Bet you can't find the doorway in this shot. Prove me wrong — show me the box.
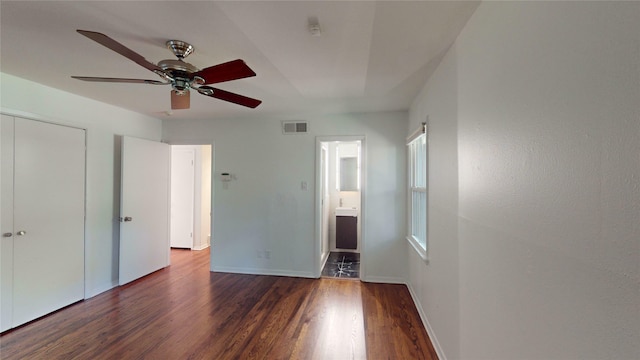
[315,137,365,279]
[170,145,212,253]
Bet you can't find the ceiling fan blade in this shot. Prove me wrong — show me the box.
[171,90,190,110]
[72,76,167,85]
[77,30,162,73]
[193,59,256,85]
[199,86,262,108]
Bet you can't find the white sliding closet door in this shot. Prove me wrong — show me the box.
[119,136,170,285]
[12,117,86,326]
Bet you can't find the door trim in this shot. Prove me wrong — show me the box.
[164,140,214,270]
[314,135,366,279]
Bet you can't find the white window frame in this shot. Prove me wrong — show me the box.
[407,124,427,261]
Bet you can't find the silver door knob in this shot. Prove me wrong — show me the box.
[2,232,12,238]
[124,217,133,222]
[16,230,26,236]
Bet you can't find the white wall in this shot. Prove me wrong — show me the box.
[408,2,639,359]
[1,73,162,298]
[162,111,407,282]
[407,38,461,359]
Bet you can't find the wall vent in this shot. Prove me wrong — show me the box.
[282,121,308,134]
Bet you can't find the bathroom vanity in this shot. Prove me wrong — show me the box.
[336,207,357,250]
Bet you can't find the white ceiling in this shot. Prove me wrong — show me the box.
[0,1,479,120]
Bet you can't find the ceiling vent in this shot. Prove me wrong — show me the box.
[282,121,308,134]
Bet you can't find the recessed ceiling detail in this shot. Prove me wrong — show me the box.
[0,1,480,120]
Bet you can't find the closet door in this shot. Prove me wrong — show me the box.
[12,118,85,326]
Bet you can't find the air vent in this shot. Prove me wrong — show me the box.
[282,121,308,134]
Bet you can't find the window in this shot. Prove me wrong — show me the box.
[407,125,427,259]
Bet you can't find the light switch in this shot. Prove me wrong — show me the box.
[301,181,308,191]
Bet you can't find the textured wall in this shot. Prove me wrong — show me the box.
[408,1,639,359]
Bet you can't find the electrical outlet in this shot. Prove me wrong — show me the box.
[264,250,271,260]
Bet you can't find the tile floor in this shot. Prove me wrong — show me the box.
[321,251,360,279]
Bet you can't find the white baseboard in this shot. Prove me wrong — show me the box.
[193,243,210,251]
[361,275,406,284]
[320,251,330,274]
[405,282,447,360]
[85,281,117,299]
[211,265,316,279]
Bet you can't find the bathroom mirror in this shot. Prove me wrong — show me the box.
[340,157,358,191]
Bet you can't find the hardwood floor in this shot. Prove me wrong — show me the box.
[0,248,437,359]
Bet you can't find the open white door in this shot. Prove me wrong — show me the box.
[170,146,195,249]
[119,136,170,286]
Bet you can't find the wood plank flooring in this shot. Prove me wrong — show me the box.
[0,248,437,359]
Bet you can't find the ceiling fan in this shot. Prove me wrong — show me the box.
[72,30,261,110]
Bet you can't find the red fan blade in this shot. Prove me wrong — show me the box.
[171,90,190,110]
[199,86,261,108]
[72,76,167,85]
[77,30,162,73]
[193,59,256,85]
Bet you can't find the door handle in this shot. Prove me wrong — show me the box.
[124,217,133,222]
[16,230,26,236]
[2,232,12,238]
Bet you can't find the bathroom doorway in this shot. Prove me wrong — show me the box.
[315,137,364,279]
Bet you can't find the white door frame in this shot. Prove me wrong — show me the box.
[166,140,214,267]
[314,135,366,278]
[320,144,329,269]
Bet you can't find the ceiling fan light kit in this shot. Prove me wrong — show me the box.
[72,30,261,110]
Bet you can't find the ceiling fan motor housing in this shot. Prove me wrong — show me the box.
[158,59,199,94]
[173,79,190,94]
